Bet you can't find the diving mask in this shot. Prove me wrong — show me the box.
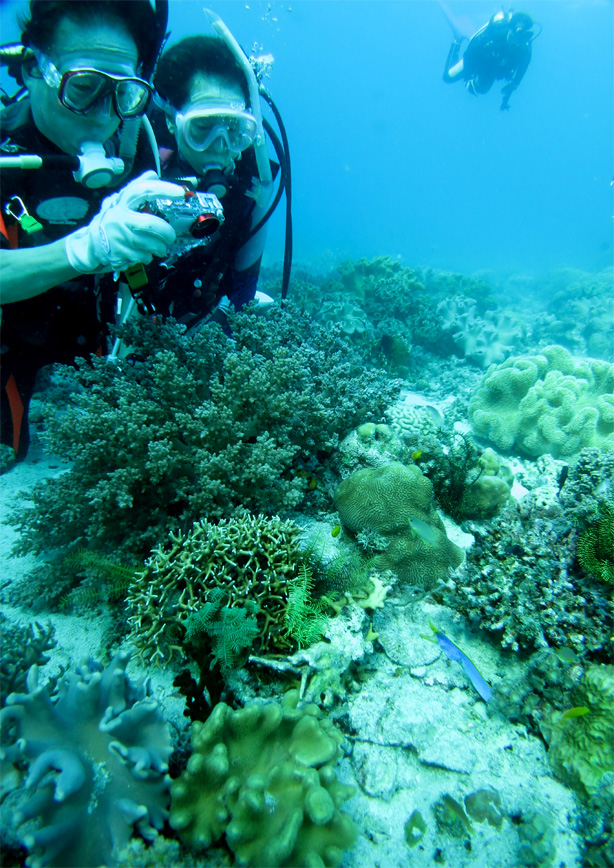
[175,100,257,154]
[32,49,152,119]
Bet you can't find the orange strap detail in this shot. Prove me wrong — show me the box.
[0,211,19,249]
[4,374,25,456]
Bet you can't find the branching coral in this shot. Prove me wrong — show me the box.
[13,307,399,562]
[126,514,304,666]
[169,690,357,867]
[0,650,172,868]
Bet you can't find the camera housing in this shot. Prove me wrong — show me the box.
[141,190,224,265]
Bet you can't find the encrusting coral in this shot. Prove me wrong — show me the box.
[541,664,614,800]
[169,689,357,867]
[0,650,172,868]
[333,462,463,588]
[126,514,305,666]
[14,306,399,560]
[447,495,613,654]
[576,500,614,584]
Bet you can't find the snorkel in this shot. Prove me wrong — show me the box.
[203,9,272,200]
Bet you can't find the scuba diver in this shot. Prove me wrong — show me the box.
[442,9,538,110]
[0,0,186,461]
[140,10,292,332]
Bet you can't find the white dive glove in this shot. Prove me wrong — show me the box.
[65,170,186,274]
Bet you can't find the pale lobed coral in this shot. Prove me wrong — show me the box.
[0,650,172,868]
[169,690,357,867]
[437,296,526,368]
[469,345,614,458]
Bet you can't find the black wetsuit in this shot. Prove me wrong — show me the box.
[0,100,154,459]
[142,142,274,328]
[443,16,531,109]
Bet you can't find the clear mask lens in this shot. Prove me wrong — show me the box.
[178,109,257,153]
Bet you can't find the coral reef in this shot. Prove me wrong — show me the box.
[576,500,614,584]
[169,690,357,867]
[0,617,55,707]
[126,515,304,666]
[0,650,172,868]
[446,493,613,653]
[541,664,614,799]
[14,306,399,560]
[559,447,614,525]
[533,268,614,361]
[437,296,526,367]
[333,462,463,587]
[469,345,614,458]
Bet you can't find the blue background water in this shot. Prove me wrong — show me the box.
[2,0,613,277]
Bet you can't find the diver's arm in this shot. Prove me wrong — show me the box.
[500,48,531,110]
[0,241,81,303]
[443,40,464,82]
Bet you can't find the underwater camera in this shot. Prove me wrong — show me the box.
[140,189,224,264]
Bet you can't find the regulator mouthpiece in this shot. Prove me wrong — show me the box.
[74,141,124,188]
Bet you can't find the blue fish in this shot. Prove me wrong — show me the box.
[422,621,492,703]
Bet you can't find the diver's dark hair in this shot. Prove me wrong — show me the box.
[154,35,250,111]
[18,1,164,76]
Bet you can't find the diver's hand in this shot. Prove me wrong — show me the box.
[65,170,185,274]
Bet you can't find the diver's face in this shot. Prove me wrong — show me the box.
[175,75,247,175]
[24,18,139,155]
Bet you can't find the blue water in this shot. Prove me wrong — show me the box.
[2,0,612,275]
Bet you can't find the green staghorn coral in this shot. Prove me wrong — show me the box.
[169,690,357,867]
[126,514,304,666]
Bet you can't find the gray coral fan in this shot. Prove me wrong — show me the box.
[0,650,172,868]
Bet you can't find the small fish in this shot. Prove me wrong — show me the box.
[411,449,423,460]
[408,516,439,545]
[557,465,569,496]
[422,621,492,702]
[561,706,590,720]
[308,477,317,490]
[331,524,341,538]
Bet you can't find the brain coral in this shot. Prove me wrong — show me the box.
[333,462,463,587]
[126,514,303,665]
[0,650,171,868]
[469,345,614,458]
[169,690,357,867]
